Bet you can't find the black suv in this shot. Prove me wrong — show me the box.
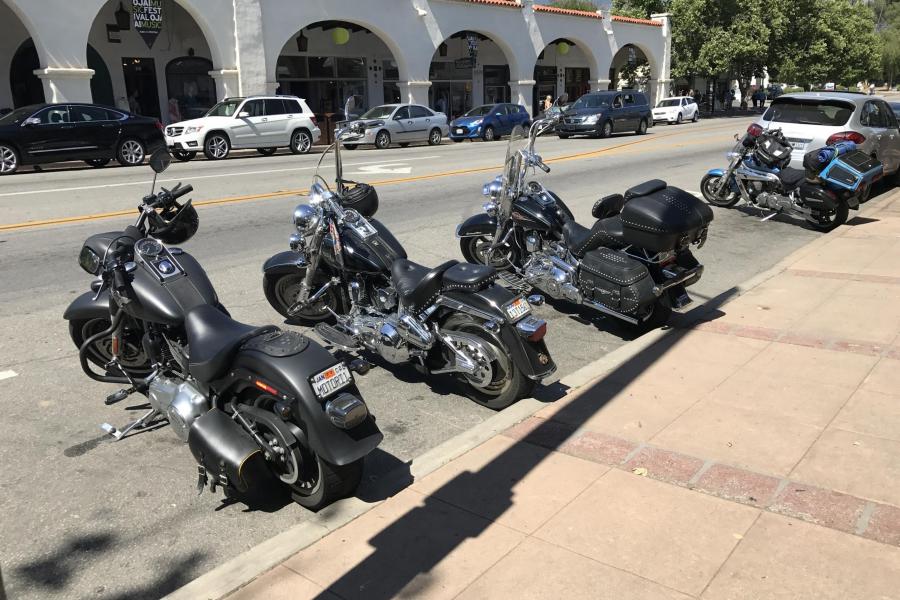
[0,103,165,175]
[557,91,652,139]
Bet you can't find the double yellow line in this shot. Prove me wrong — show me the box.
[0,122,742,233]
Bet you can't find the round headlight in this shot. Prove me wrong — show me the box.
[293,203,321,233]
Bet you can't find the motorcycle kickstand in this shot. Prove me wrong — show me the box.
[101,408,161,441]
[759,210,781,222]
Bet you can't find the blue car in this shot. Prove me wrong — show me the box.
[449,103,531,142]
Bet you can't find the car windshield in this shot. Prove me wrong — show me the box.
[762,99,854,126]
[571,95,610,110]
[657,99,681,107]
[465,105,493,117]
[0,106,39,125]
[206,100,242,117]
[361,105,395,119]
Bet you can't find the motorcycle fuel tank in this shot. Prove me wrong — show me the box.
[324,218,407,275]
[510,194,568,234]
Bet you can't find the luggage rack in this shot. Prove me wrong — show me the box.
[498,271,531,293]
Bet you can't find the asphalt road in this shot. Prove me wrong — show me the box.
[2,117,888,600]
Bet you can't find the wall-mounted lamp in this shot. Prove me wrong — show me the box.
[296,32,308,52]
[115,2,130,30]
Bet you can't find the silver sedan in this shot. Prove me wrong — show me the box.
[343,104,449,150]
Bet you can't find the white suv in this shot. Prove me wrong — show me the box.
[164,95,320,161]
[652,96,700,124]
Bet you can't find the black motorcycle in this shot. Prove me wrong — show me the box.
[262,106,555,410]
[63,150,382,510]
[455,103,713,330]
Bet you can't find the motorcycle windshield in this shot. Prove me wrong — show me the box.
[500,125,528,217]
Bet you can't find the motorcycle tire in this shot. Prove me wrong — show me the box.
[700,173,740,208]
[290,455,364,510]
[68,317,153,377]
[172,150,196,162]
[459,235,517,271]
[440,313,533,410]
[636,295,673,333]
[263,271,343,324]
[811,202,849,232]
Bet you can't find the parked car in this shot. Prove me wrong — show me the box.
[449,103,530,142]
[652,96,700,124]
[557,90,652,139]
[766,84,784,100]
[343,104,449,150]
[890,101,900,120]
[0,103,164,175]
[164,95,320,161]
[756,92,900,179]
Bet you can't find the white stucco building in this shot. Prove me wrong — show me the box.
[1,0,671,122]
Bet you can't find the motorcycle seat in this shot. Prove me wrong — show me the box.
[777,167,807,190]
[391,259,458,312]
[442,262,497,292]
[624,179,667,200]
[563,217,628,258]
[185,304,275,382]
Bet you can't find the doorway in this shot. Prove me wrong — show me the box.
[10,39,45,108]
[122,57,160,118]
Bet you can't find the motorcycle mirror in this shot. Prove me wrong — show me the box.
[556,93,569,106]
[149,149,171,174]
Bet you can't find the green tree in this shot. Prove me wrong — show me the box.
[610,0,669,18]
[548,0,600,11]
[873,0,900,86]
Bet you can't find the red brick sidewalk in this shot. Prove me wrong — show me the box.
[224,190,900,599]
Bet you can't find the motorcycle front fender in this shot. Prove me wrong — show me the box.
[706,168,726,178]
[262,250,306,277]
[63,288,110,321]
[456,213,497,238]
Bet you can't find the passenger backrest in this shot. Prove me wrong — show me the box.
[592,194,626,219]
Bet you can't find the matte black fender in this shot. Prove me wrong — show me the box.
[63,289,111,321]
[456,212,497,238]
[220,341,382,467]
[262,250,306,276]
[442,284,556,380]
[799,182,839,211]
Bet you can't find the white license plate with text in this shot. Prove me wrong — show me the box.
[311,364,353,398]
[456,128,464,134]
[504,297,531,321]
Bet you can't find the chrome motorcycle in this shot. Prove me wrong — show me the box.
[262,104,555,410]
[456,100,713,330]
[63,150,381,510]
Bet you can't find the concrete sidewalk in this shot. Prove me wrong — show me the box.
[225,191,900,600]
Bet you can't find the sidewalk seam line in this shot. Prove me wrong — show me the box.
[697,511,764,598]
[688,460,715,486]
[855,502,877,536]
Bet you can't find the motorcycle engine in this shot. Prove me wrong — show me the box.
[522,252,582,303]
[756,192,794,212]
[354,314,410,364]
[148,376,210,442]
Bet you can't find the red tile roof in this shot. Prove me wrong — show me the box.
[446,0,521,7]
[533,4,602,19]
[611,14,662,26]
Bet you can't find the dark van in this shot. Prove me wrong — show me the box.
[557,91,652,139]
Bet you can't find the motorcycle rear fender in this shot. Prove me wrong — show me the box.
[63,289,110,321]
[219,345,382,466]
[456,213,497,238]
[442,284,556,380]
[800,184,840,211]
[262,250,306,277]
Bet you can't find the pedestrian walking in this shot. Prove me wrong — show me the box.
[542,95,552,112]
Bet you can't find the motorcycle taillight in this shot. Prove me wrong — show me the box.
[746,123,764,138]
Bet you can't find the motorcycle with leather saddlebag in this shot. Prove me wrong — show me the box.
[262,99,556,410]
[62,150,382,510]
[455,95,714,331]
[700,123,883,231]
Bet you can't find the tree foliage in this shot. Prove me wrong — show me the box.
[873,0,900,85]
[610,0,669,18]
[547,0,600,11]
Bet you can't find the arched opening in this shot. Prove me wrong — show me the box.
[533,39,594,115]
[429,31,511,120]
[275,21,401,120]
[9,38,43,108]
[88,0,216,120]
[610,44,653,94]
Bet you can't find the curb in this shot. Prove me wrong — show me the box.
[163,188,896,600]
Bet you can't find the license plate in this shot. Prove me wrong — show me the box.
[456,128,464,134]
[789,141,807,151]
[504,297,531,321]
[311,363,353,398]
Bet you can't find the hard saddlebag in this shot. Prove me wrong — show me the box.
[577,248,655,316]
[620,184,714,253]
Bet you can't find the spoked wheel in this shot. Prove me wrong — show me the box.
[375,130,391,149]
[700,173,740,207]
[0,144,18,175]
[263,272,342,324]
[290,130,312,154]
[636,119,648,135]
[428,128,442,146]
[810,202,849,232]
[117,138,146,167]
[172,150,196,162]
[440,314,533,410]
[459,234,517,271]
[69,317,152,377]
[482,126,496,142]
[246,394,363,510]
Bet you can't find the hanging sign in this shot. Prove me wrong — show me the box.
[132,0,163,49]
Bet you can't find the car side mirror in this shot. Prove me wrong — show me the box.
[22,117,40,127]
[237,111,250,118]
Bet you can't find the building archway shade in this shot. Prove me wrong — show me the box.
[166,56,215,121]
[9,39,44,108]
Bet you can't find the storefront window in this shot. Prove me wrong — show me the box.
[566,67,590,102]
[277,55,369,115]
[165,57,215,122]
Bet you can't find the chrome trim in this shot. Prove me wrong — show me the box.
[735,164,781,184]
[30,145,97,154]
[515,316,546,338]
[582,299,639,325]
[652,264,704,297]
[434,295,502,324]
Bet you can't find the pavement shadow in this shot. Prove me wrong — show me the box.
[101,551,207,600]
[14,532,115,591]
[305,286,739,599]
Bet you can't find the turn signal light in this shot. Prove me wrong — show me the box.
[827,131,866,146]
[254,380,279,395]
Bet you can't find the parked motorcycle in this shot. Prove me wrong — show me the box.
[700,123,883,231]
[455,98,713,330]
[63,150,382,510]
[262,101,555,410]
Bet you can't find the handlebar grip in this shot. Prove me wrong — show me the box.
[538,162,551,173]
[113,267,129,293]
[171,184,193,200]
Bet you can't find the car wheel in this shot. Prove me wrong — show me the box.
[257,147,277,156]
[599,121,613,138]
[116,138,146,167]
[482,126,496,142]
[375,130,391,149]
[558,133,570,139]
[428,128,442,146]
[636,119,648,135]
[172,150,196,162]
[451,138,463,143]
[290,130,312,154]
[692,110,700,122]
[399,142,410,148]
[676,112,683,124]
[203,133,230,160]
[343,144,358,150]
[0,144,19,175]
[85,158,111,168]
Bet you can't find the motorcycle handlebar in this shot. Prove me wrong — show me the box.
[170,183,193,201]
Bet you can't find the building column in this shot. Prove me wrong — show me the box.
[232,0,268,96]
[33,67,94,103]
[651,12,673,107]
[509,79,535,115]
[591,79,612,92]
[655,78,672,105]
[209,69,240,99]
[398,80,431,105]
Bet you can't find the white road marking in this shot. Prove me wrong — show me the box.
[0,155,441,198]
[0,370,18,381]
[347,163,413,175]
